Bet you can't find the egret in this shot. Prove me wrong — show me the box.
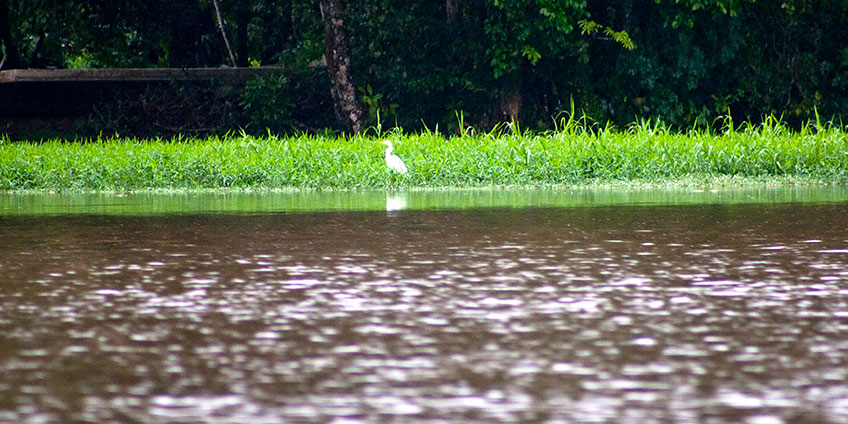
[381,140,408,175]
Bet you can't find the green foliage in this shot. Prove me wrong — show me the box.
[2,120,847,192]
[485,0,587,78]
[578,20,634,50]
[239,73,294,134]
[5,0,848,133]
[358,85,398,127]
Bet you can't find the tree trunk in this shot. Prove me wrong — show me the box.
[278,0,293,50]
[320,0,364,133]
[446,0,459,24]
[500,90,522,123]
[498,74,523,123]
[261,0,293,64]
[0,0,22,70]
[169,3,200,67]
[211,0,237,67]
[235,1,249,67]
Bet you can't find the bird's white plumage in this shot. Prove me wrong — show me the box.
[382,140,408,175]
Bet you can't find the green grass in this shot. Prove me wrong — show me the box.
[2,119,848,192]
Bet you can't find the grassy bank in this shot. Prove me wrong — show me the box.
[2,120,848,191]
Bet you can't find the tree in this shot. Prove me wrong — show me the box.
[0,0,21,69]
[320,0,364,133]
[3,0,848,132]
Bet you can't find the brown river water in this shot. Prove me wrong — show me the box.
[1,188,848,423]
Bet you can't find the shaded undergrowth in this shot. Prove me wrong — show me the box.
[2,118,847,192]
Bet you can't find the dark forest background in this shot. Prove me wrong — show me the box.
[2,0,847,135]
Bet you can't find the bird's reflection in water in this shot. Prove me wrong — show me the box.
[386,194,407,212]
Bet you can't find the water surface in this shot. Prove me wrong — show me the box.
[4,185,848,215]
[1,188,848,423]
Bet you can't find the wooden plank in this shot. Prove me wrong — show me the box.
[0,67,282,83]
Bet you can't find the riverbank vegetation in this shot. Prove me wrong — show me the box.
[2,118,847,192]
[3,1,848,137]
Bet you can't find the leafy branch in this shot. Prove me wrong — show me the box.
[578,20,635,50]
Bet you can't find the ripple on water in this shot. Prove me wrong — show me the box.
[3,203,848,422]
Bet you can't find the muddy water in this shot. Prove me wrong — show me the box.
[2,190,848,423]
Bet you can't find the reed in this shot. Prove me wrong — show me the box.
[2,119,847,192]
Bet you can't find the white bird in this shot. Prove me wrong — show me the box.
[381,140,408,175]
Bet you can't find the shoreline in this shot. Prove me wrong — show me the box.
[3,125,847,192]
[1,176,845,195]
